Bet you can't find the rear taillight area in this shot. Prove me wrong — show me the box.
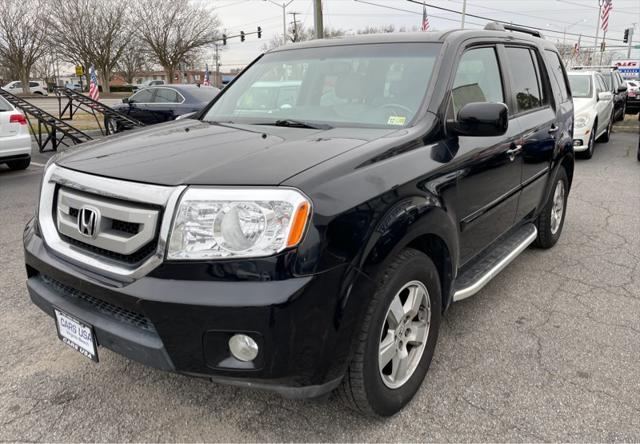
[9,114,27,125]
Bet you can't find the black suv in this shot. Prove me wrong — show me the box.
[24,23,574,417]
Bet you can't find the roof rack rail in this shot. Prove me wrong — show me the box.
[484,21,544,39]
[572,65,617,70]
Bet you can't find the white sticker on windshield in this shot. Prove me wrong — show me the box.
[387,116,406,126]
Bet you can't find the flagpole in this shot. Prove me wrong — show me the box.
[594,0,601,64]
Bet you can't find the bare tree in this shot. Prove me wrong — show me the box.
[134,0,220,83]
[0,0,49,94]
[47,0,131,93]
[117,42,147,84]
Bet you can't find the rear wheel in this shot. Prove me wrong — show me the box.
[534,167,568,249]
[104,117,118,135]
[616,102,626,121]
[6,157,31,170]
[338,248,441,417]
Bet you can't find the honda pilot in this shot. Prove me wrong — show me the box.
[24,23,574,417]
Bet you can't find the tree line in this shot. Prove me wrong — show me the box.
[0,0,220,93]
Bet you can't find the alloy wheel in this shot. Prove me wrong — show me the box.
[550,180,565,235]
[378,280,431,389]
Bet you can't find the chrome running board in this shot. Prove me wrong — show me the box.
[453,223,538,302]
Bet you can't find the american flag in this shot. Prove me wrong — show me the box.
[600,0,612,33]
[203,64,211,86]
[421,3,430,31]
[89,66,99,101]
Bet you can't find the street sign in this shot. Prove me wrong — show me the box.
[75,65,84,77]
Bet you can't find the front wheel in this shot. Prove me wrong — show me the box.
[598,115,613,143]
[104,118,118,135]
[534,167,568,249]
[338,248,441,417]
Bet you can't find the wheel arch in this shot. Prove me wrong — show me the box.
[355,196,459,312]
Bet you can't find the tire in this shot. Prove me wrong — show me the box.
[616,102,626,121]
[338,248,441,417]
[598,115,612,143]
[6,157,31,170]
[578,123,596,159]
[534,167,568,249]
[104,117,118,135]
[34,91,43,96]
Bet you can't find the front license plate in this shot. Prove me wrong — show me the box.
[54,309,98,362]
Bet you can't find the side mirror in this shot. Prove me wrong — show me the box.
[598,91,613,101]
[449,102,509,137]
[617,84,627,93]
[122,97,129,104]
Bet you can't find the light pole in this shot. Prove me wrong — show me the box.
[264,0,295,45]
[547,19,586,46]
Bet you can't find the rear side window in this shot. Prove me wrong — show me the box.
[154,88,182,103]
[451,47,504,115]
[0,97,11,111]
[544,50,570,102]
[505,47,546,113]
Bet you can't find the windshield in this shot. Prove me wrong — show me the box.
[568,75,592,98]
[203,43,441,128]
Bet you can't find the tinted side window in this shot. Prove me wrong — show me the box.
[154,88,181,103]
[543,50,570,102]
[131,88,154,103]
[506,47,545,113]
[29,82,39,87]
[452,47,504,115]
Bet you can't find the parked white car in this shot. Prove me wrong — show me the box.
[0,96,31,170]
[567,71,614,159]
[2,80,48,96]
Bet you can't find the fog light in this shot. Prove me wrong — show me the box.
[228,334,259,361]
[573,139,583,147]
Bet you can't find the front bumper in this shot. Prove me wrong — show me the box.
[24,220,348,398]
[572,125,592,152]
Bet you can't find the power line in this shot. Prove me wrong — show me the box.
[405,0,625,41]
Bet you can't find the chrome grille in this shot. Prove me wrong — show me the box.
[56,187,159,256]
[38,165,186,280]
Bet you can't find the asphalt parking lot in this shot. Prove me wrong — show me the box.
[1,129,639,442]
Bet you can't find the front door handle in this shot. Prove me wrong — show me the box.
[506,145,522,161]
[548,125,559,134]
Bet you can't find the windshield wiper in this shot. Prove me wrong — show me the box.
[258,119,333,130]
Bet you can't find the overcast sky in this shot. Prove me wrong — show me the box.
[207,0,640,70]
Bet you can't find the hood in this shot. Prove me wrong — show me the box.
[55,119,394,186]
[572,97,596,116]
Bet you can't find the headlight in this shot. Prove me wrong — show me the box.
[574,114,590,129]
[167,188,311,260]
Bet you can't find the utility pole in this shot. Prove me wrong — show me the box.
[314,0,324,39]
[460,0,467,29]
[264,0,295,46]
[214,44,221,88]
[289,12,300,42]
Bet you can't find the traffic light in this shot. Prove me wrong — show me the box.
[600,40,606,51]
[623,28,629,43]
[240,31,245,42]
[257,26,262,38]
[222,34,227,45]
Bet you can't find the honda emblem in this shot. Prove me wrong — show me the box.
[77,206,100,238]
